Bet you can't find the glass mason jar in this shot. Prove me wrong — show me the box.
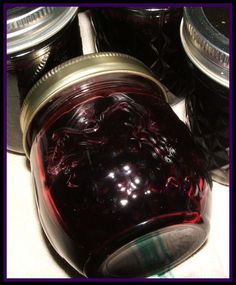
[7,6,82,154]
[180,7,230,185]
[90,7,193,105]
[20,53,212,277]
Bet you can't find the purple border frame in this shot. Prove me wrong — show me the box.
[3,2,233,282]
[3,2,7,282]
[2,2,233,7]
[229,2,233,282]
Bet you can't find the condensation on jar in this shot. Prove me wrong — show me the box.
[180,7,230,185]
[7,6,82,154]
[20,53,212,277]
[90,7,193,105]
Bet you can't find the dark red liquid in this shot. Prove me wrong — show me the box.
[7,12,82,153]
[185,58,229,176]
[182,7,229,184]
[91,8,194,100]
[30,78,211,276]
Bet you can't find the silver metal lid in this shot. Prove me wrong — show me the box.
[180,7,229,88]
[7,7,78,54]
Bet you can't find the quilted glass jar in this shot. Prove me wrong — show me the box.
[180,7,230,185]
[20,53,212,277]
[7,6,82,153]
[90,7,192,105]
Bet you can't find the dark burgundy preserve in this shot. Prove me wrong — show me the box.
[7,8,82,153]
[29,75,211,277]
[185,62,229,175]
[90,8,193,100]
[183,7,229,184]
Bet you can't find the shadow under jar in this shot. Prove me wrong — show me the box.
[90,7,194,105]
[20,53,212,277]
[180,7,230,185]
[7,6,82,154]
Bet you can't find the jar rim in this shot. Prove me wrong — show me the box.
[7,7,78,54]
[180,7,229,88]
[20,52,168,159]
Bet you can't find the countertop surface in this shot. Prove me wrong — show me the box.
[6,10,230,279]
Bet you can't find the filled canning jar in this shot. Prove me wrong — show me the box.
[90,7,193,104]
[7,6,82,153]
[20,52,212,277]
[180,7,230,185]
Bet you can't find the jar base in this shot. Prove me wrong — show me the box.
[87,223,207,278]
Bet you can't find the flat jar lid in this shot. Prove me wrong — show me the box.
[20,52,168,158]
[180,7,229,88]
[7,7,78,55]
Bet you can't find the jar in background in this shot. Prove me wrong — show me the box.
[21,53,211,277]
[180,7,229,185]
[7,7,82,154]
[90,7,193,105]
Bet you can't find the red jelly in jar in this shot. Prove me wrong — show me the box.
[180,7,230,185]
[7,7,82,154]
[20,53,212,277]
[90,7,191,104]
